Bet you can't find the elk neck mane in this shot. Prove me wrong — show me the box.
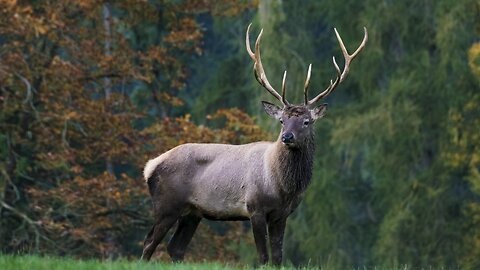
[270,133,315,195]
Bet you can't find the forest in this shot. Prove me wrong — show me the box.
[1,0,479,269]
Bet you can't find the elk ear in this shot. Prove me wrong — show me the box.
[262,101,282,118]
[311,103,327,120]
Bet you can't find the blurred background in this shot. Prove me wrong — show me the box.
[0,0,479,268]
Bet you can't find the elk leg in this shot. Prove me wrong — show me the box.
[142,226,155,251]
[268,217,287,266]
[141,214,179,261]
[251,214,269,265]
[167,215,201,262]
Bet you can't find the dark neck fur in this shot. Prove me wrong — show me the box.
[273,133,315,195]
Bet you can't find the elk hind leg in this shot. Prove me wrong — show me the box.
[141,213,179,261]
[167,214,201,262]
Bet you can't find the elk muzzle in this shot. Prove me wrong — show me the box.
[281,132,295,144]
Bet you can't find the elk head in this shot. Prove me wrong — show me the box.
[246,24,368,148]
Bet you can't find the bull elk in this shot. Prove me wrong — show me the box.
[141,24,367,265]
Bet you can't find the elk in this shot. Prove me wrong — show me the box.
[141,24,367,265]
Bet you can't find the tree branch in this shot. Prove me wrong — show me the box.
[0,200,42,250]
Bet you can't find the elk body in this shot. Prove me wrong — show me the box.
[141,24,367,265]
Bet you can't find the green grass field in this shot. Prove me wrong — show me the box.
[0,255,242,270]
[0,254,416,270]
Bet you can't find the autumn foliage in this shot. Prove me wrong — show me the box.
[0,0,260,261]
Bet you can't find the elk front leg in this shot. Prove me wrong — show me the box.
[250,213,269,265]
[268,217,286,266]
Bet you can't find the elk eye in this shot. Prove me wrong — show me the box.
[303,119,310,126]
[279,119,284,125]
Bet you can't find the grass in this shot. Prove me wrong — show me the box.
[0,254,419,270]
[0,254,240,270]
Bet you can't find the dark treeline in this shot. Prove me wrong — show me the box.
[1,0,479,269]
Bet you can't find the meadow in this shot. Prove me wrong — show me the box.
[0,255,237,270]
[0,254,419,270]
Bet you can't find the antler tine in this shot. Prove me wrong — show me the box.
[307,57,341,105]
[303,64,312,105]
[350,27,368,59]
[335,26,368,83]
[282,70,287,105]
[246,23,255,61]
[307,27,368,106]
[246,24,288,106]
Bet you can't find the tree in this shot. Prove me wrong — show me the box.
[0,0,259,260]
[245,0,478,268]
[443,41,480,270]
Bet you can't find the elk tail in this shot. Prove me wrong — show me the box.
[143,155,165,195]
[144,156,163,181]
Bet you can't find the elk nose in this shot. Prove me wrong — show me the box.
[281,132,294,144]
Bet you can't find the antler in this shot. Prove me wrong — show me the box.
[246,23,289,106]
[305,27,368,106]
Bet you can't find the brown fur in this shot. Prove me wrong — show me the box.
[141,102,326,265]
